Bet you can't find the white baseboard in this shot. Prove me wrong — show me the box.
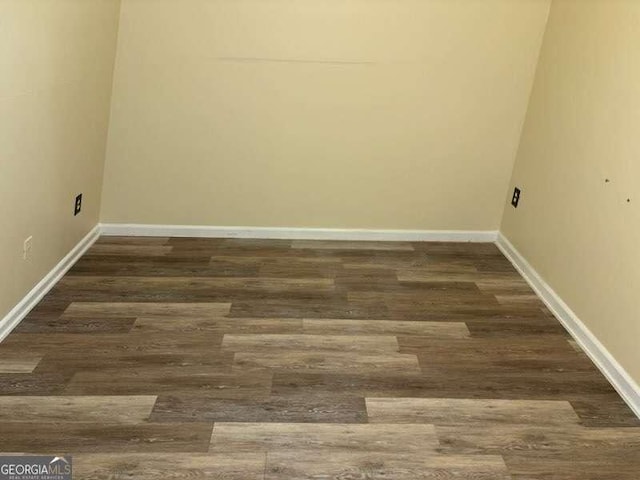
[497,232,640,419]
[0,225,100,342]
[99,223,499,243]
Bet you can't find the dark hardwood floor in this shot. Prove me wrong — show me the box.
[1,236,638,479]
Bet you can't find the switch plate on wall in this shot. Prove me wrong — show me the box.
[511,187,521,208]
[74,194,83,216]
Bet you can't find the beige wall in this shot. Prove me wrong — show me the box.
[502,0,640,384]
[101,0,550,230]
[0,0,121,318]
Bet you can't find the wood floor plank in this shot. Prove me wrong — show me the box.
[217,238,292,249]
[271,371,617,400]
[505,454,640,480]
[397,269,518,283]
[32,351,234,376]
[272,372,453,398]
[495,294,547,308]
[475,278,533,294]
[150,394,368,423]
[265,451,510,480]
[291,240,415,251]
[366,398,580,425]
[0,395,157,423]
[73,453,266,480]
[65,367,271,398]
[86,244,174,256]
[413,370,617,398]
[399,262,480,274]
[96,236,170,245]
[334,266,402,292]
[255,257,344,279]
[0,373,70,395]
[465,317,568,337]
[58,277,335,295]
[210,255,341,265]
[0,354,42,373]
[222,334,399,353]
[303,318,470,337]
[2,332,224,356]
[349,289,498,306]
[229,298,391,319]
[570,393,640,427]
[14,316,137,334]
[133,317,303,334]
[410,242,502,256]
[401,336,594,372]
[436,423,640,455]
[0,422,214,453]
[62,301,232,318]
[210,422,438,453]
[434,421,640,478]
[233,351,420,374]
[70,257,256,277]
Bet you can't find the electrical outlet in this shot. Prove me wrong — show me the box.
[74,193,83,216]
[511,187,521,208]
[23,236,33,260]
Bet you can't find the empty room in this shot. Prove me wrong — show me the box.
[1,0,639,478]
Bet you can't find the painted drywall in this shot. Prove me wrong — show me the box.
[502,0,640,384]
[101,0,550,230]
[0,0,121,318]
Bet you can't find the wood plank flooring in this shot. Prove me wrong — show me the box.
[0,236,638,479]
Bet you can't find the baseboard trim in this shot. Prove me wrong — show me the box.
[0,225,101,343]
[496,232,640,419]
[99,223,498,243]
